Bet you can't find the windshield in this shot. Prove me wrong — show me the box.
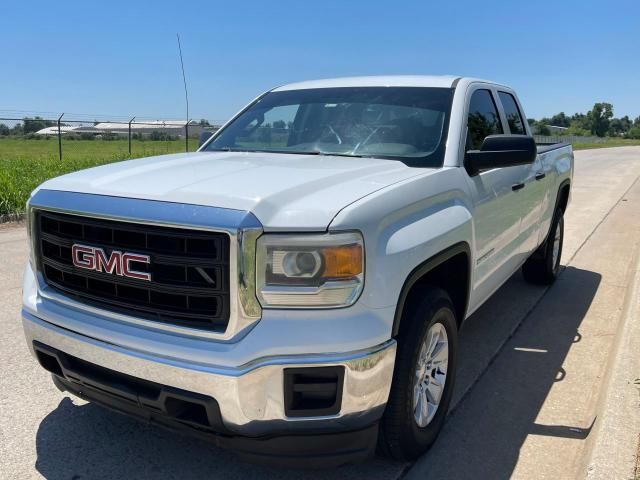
[204,87,454,167]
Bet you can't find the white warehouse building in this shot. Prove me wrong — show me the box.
[36,120,210,137]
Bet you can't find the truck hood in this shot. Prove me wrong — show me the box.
[39,151,427,230]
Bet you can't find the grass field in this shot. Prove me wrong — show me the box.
[0,138,197,216]
[573,138,640,150]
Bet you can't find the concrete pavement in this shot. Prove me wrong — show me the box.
[1,147,640,479]
[585,231,640,479]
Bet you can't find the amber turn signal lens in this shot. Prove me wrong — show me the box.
[321,244,363,278]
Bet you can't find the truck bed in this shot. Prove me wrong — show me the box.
[537,142,571,154]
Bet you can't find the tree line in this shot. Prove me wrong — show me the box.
[528,103,640,138]
[0,116,57,136]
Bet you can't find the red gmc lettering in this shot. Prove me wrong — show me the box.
[95,249,122,276]
[71,244,151,281]
[71,244,95,269]
[122,253,152,281]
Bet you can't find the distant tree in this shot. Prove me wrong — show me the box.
[0,123,10,136]
[634,116,640,127]
[564,125,591,136]
[621,115,632,132]
[528,119,551,135]
[570,113,591,131]
[537,124,551,135]
[199,119,211,127]
[22,116,56,134]
[272,120,286,129]
[571,112,585,122]
[10,123,23,135]
[628,126,640,139]
[549,112,570,128]
[101,132,120,141]
[587,102,614,137]
[149,131,171,141]
[609,116,632,136]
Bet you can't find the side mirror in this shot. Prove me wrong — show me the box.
[465,135,536,175]
[199,131,214,148]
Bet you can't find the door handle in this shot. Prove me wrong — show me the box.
[512,183,525,191]
[535,172,546,181]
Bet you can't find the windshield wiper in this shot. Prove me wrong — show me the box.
[317,151,366,158]
[206,147,366,158]
[270,149,366,158]
[206,147,251,152]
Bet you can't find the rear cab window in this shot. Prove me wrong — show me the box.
[498,91,526,135]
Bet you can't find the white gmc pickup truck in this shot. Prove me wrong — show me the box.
[22,76,573,467]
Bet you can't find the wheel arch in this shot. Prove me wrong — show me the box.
[557,179,571,213]
[538,179,571,247]
[392,242,471,337]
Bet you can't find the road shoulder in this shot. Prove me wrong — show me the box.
[583,244,640,479]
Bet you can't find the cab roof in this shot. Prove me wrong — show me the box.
[272,75,463,91]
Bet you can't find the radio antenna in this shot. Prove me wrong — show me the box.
[176,33,190,149]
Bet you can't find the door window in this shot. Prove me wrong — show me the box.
[498,92,526,135]
[467,89,503,150]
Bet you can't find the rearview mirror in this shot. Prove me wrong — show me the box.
[465,135,536,175]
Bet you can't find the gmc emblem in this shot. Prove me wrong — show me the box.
[71,244,151,281]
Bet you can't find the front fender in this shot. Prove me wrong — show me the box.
[329,168,474,323]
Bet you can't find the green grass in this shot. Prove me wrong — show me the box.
[572,138,640,150]
[0,138,198,216]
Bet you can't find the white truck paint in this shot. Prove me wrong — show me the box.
[21,75,573,466]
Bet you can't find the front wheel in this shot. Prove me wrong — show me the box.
[522,209,564,285]
[379,289,458,460]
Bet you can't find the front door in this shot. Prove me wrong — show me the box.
[463,88,529,312]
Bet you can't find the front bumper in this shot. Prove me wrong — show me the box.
[23,310,396,438]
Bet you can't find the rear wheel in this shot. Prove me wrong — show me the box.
[522,209,564,285]
[379,288,458,460]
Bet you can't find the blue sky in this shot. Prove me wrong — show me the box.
[2,1,639,123]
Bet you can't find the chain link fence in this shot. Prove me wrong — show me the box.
[0,115,220,161]
[534,135,605,145]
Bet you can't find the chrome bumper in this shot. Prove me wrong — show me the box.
[23,310,396,436]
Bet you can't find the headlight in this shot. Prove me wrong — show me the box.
[256,232,364,308]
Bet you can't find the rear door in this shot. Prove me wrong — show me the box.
[463,86,530,310]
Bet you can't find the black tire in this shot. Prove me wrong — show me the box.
[379,288,458,460]
[522,209,564,285]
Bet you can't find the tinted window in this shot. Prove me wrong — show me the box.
[205,87,454,167]
[498,92,526,135]
[467,89,503,150]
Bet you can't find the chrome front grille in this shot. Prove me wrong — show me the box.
[37,211,231,331]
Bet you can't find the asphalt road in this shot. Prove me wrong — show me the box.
[2,147,640,479]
